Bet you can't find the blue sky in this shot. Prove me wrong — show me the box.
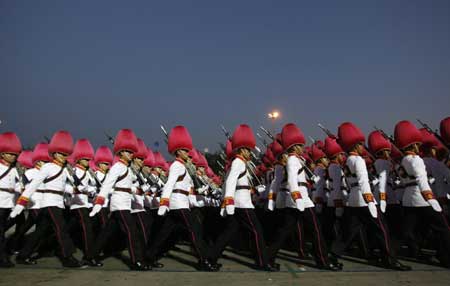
[2,0,449,155]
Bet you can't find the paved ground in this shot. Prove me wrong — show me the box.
[1,245,449,286]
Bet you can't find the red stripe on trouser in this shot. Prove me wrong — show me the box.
[77,209,89,255]
[297,222,305,257]
[47,208,66,257]
[137,213,148,244]
[375,210,390,255]
[119,211,136,263]
[180,209,203,260]
[245,209,263,266]
[100,211,105,226]
[309,208,326,265]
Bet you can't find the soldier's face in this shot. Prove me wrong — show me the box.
[98,163,110,172]
[1,153,17,165]
[78,159,89,168]
[142,166,151,175]
[294,145,303,155]
[54,152,67,165]
[240,148,251,161]
[121,151,133,162]
[177,149,190,161]
[133,157,144,168]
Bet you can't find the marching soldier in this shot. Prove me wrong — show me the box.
[395,121,450,268]
[0,132,22,267]
[89,129,149,271]
[338,122,410,270]
[11,131,84,267]
[267,123,340,270]
[145,126,216,271]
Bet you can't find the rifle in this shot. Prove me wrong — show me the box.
[417,119,450,152]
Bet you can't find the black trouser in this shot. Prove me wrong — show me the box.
[268,208,329,266]
[321,206,337,251]
[403,206,450,265]
[70,208,95,259]
[133,211,152,247]
[92,208,109,237]
[344,207,394,260]
[146,209,209,263]
[0,208,12,261]
[7,209,40,253]
[19,207,76,259]
[94,210,144,263]
[209,208,269,267]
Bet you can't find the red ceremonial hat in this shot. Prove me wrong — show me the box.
[143,149,156,167]
[266,144,276,162]
[231,124,256,151]
[390,143,402,161]
[17,150,33,168]
[368,131,391,154]
[189,149,201,165]
[271,138,284,159]
[206,166,214,177]
[324,136,344,158]
[311,144,326,162]
[48,130,73,155]
[262,156,271,166]
[72,139,95,162]
[419,128,439,149]
[113,129,138,155]
[32,143,51,165]
[440,117,450,145]
[394,120,422,150]
[302,153,312,164]
[225,140,233,159]
[66,154,75,166]
[168,125,193,154]
[153,152,166,168]
[94,146,113,165]
[337,122,365,152]
[315,140,325,150]
[281,123,305,151]
[89,160,98,171]
[198,153,208,168]
[162,161,170,172]
[134,138,148,159]
[0,132,22,155]
[212,176,221,185]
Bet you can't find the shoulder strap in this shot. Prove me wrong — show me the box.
[176,170,187,182]
[0,165,14,181]
[238,169,247,179]
[43,167,64,184]
[115,168,129,184]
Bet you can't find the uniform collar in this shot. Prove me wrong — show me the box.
[235,154,247,162]
[175,158,185,164]
[118,158,129,166]
[52,159,64,167]
[405,151,416,156]
[348,152,359,156]
[75,164,86,171]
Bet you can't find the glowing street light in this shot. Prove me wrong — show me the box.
[268,111,280,120]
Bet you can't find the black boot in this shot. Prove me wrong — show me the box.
[16,256,37,265]
[61,256,84,268]
[382,258,411,271]
[197,259,219,272]
[82,257,103,267]
[0,257,15,268]
[255,264,280,272]
[129,261,151,271]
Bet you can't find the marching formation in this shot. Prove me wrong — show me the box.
[1,117,450,272]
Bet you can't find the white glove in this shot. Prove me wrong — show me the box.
[335,207,344,217]
[295,199,305,211]
[267,199,275,211]
[142,183,151,193]
[380,200,387,213]
[428,199,442,212]
[197,185,209,195]
[311,175,320,184]
[315,203,323,214]
[225,204,235,215]
[89,204,102,217]
[220,207,227,217]
[256,185,266,194]
[10,205,25,218]
[368,202,378,218]
[158,205,170,216]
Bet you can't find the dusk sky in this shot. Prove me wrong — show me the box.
[2,0,449,156]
